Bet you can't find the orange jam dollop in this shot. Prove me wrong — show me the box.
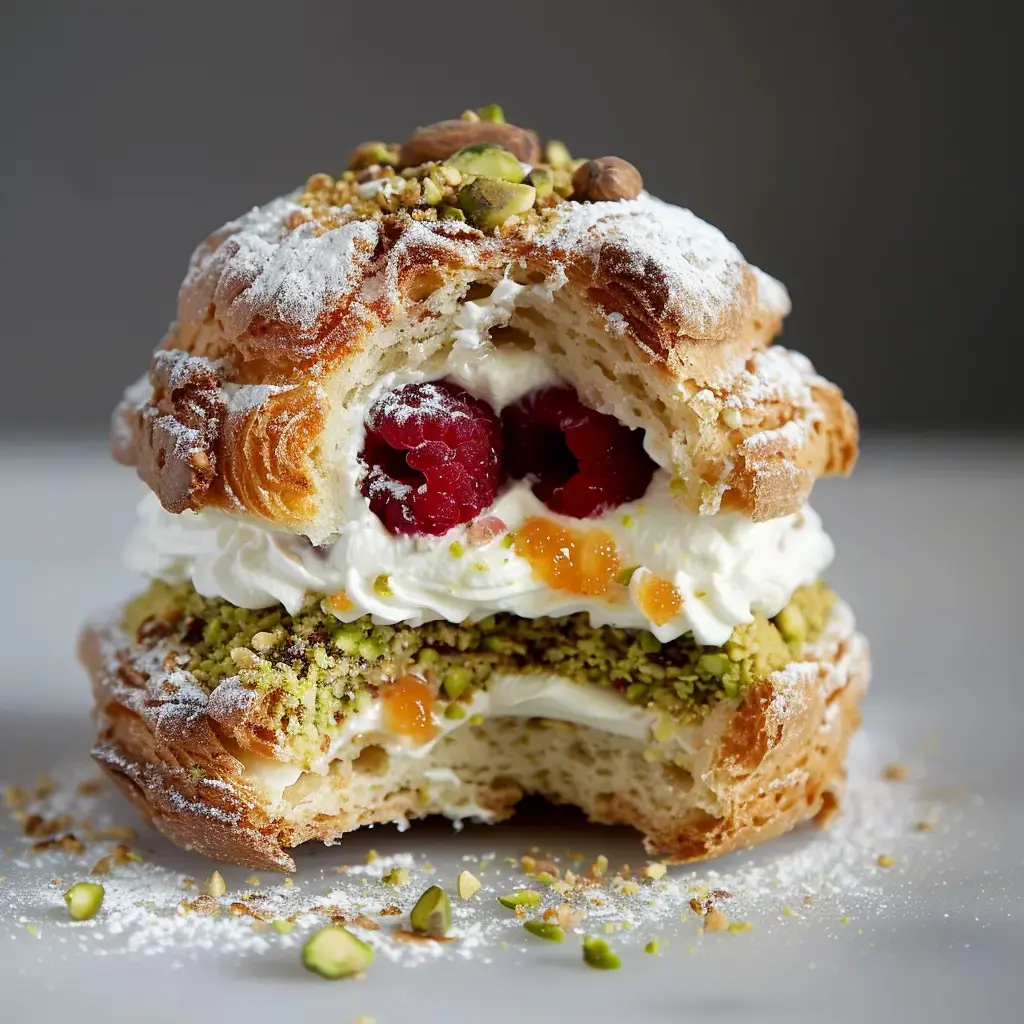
[325,589,354,613]
[514,517,622,596]
[636,573,682,626]
[382,675,437,743]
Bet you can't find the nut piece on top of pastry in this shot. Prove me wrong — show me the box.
[83,105,866,871]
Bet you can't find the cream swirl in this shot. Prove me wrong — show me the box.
[125,471,832,647]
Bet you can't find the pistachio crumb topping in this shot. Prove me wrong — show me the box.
[64,881,104,921]
[291,105,642,239]
[644,939,660,954]
[123,580,833,765]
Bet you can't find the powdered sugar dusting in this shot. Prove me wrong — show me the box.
[0,731,983,967]
[175,185,787,361]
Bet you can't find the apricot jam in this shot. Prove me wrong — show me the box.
[325,589,354,613]
[636,573,682,626]
[382,675,437,743]
[514,517,621,596]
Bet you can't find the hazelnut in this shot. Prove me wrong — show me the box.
[572,157,643,202]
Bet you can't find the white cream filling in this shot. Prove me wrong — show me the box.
[237,671,660,805]
[127,472,831,649]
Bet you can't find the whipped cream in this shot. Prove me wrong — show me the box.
[128,473,831,647]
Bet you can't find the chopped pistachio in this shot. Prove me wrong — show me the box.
[381,866,409,887]
[535,871,556,885]
[272,919,294,934]
[775,603,807,644]
[582,935,621,970]
[372,574,393,598]
[439,205,466,222]
[476,103,505,123]
[544,140,573,169]
[456,870,481,900]
[524,920,565,942]
[644,939,660,954]
[643,863,668,882]
[64,881,104,921]
[203,871,227,899]
[419,177,443,206]
[301,925,374,979]
[728,921,753,934]
[877,855,896,868]
[448,541,465,559]
[497,889,541,910]
[527,167,554,199]
[448,143,525,183]
[520,854,537,874]
[468,713,485,726]
[590,855,609,878]
[444,703,467,720]
[349,141,398,170]
[442,666,471,700]
[457,179,536,230]
[409,885,451,938]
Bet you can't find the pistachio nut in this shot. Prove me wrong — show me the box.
[524,920,565,942]
[399,119,542,168]
[544,139,573,169]
[572,156,643,202]
[457,178,536,230]
[420,177,444,206]
[527,167,554,199]
[582,934,622,970]
[476,104,505,123]
[348,141,399,170]
[302,925,375,979]
[409,885,452,938]
[438,205,467,222]
[496,889,542,910]
[456,870,481,899]
[448,143,525,183]
[64,881,104,921]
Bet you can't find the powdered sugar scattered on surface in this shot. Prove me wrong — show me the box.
[0,730,984,967]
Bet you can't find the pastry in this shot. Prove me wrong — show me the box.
[82,106,866,870]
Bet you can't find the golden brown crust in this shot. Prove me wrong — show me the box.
[81,602,868,872]
[112,187,857,531]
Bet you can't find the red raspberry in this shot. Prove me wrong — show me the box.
[502,386,656,518]
[360,380,503,536]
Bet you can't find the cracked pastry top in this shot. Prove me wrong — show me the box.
[113,110,857,547]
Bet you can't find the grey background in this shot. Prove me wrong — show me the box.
[0,0,1018,435]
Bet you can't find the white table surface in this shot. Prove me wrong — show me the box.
[1,438,1021,1023]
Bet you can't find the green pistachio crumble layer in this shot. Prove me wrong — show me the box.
[124,582,834,764]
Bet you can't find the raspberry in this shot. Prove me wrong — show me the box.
[502,386,656,518]
[360,380,503,536]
